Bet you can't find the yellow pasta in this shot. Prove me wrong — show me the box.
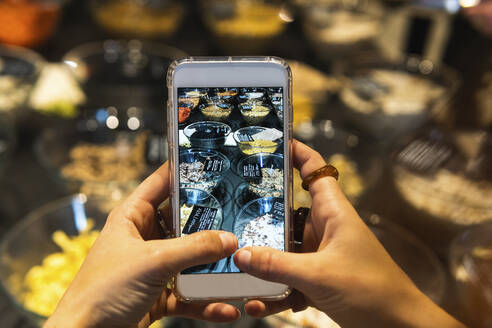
[22,220,99,317]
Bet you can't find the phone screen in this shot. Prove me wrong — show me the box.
[176,86,285,274]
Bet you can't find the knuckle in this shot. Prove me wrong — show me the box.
[192,232,222,257]
[256,250,278,281]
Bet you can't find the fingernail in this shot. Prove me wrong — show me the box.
[236,250,251,270]
[219,232,236,251]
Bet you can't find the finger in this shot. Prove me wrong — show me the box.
[245,290,308,318]
[292,140,346,202]
[234,247,316,291]
[129,161,170,208]
[293,139,326,179]
[166,296,240,323]
[148,230,238,274]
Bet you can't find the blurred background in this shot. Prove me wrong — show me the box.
[0,0,491,327]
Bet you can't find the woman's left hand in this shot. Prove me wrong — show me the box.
[45,162,240,328]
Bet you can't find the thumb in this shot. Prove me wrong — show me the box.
[234,247,316,291]
[149,231,238,274]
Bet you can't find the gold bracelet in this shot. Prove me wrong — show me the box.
[301,164,339,191]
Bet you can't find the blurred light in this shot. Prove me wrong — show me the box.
[460,0,480,8]
[347,135,359,147]
[64,60,78,68]
[86,119,98,131]
[127,106,141,117]
[72,196,87,232]
[279,7,294,23]
[106,115,119,129]
[95,108,109,123]
[419,60,434,75]
[111,189,123,201]
[127,117,140,130]
[445,0,461,12]
[107,106,118,116]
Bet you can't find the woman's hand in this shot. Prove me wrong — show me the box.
[234,140,465,328]
[45,162,240,328]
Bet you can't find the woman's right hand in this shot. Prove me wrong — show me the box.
[234,140,465,328]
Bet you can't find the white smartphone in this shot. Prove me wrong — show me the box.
[166,57,293,301]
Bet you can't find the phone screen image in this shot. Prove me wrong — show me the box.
[176,86,285,274]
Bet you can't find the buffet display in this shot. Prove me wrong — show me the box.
[0,0,489,327]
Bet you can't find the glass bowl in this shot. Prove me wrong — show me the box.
[233,126,282,155]
[337,56,460,141]
[0,45,45,117]
[239,102,272,125]
[234,197,285,250]
[199,100,233,122]
[179,188,223,235]
[0,194,109,325]
[179,148,230,194]
[200,0,288,54]
[62,40,186,112]
[362,212,446,305]
[267,87,283,121]
[177,102,194,125]
[390,127,492,252]
[298,0,383,64]
[237,153,284,198]
[212,87,238,102]
[90,0,185,39]
[183,121,231,149]
[449,223,492,328]
[238,87,267,104]
[294,121,382,207]
[35,112,167,204]
[0,0,62,47]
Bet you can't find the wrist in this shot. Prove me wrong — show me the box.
[390,285,465,328]
[44,295,94,328]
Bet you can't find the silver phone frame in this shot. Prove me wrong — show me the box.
[166,56,293,302]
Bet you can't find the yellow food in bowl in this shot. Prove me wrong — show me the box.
[239,139,277,155]
[22,220,99,317]
[201,104,232,121]
[208,2,286,38]
[240,104,270,125]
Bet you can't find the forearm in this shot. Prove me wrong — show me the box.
[378,285,466,328]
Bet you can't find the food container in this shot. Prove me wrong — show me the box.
[391,128,492,253]
[267,87,283,121]
[238,87,267,104]
[201,0,289,53]
[297,0,383,64]
[0,113,16,177]
[183,121,231,149]
[0,194,107,324]
[363,212,446,304]
[449,223,492,328]
[337,56,460,141]
[212,87,238,102]
[177,102,194,124]
[90,0,184,38]
[35,110,167,204]
[234,197,284,250]
[179,188,223,234]
[239,102,272,125]
[294,120,382,208]
[0,45,45,117]
[62,40,186,112]
[199,100,233,121]
[179,148,230,193]
[234,126,282,155]
[237,153,284,198]
[0,0,61,47]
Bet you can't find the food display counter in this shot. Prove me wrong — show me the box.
[0,0,491,327]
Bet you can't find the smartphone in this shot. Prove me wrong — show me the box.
[167,57,293,301]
